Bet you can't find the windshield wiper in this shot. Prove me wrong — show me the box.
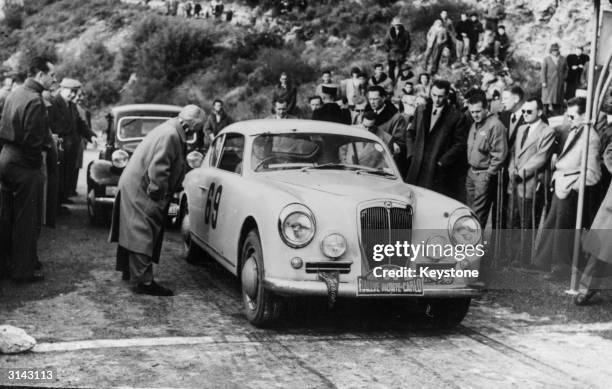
[302,163,355,171]
[355,168,397,178]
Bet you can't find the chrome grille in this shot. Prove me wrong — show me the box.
[360,206,412,271]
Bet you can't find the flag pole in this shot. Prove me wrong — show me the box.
[567,0,601,294]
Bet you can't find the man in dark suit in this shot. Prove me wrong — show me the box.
[498,86,525,146]
[47,78,96,205]
[405,79,469,200]
[0,56,56,283]
[312,86,349,124]
[494,85,525,233]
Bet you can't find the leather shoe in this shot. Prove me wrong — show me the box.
[12,274,45,283]
[574,290,597,305]
[136,280,173,296]
[121,270,130,281]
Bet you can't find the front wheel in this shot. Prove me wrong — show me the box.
[421,298,471,329]
[240,230,282,327]
[87,190,109,226]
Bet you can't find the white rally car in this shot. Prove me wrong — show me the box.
[181,119,484,327]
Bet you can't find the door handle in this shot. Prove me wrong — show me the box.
[198,185,209,192]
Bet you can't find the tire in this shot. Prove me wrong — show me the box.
[183,209,207,265]
[240,230,282,327]
[173,197,187,229]
[87,193,109,226]
[421,298,471,329]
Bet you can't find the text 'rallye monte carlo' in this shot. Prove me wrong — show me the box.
[181,119,484,327]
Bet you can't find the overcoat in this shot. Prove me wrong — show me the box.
[109,118,186,262]
[582,142,612,264]
[541,55,568,105]
[384,26,411,61]
[405,101,468,198]
[507,121,556,198]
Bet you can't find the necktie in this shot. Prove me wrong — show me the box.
[433,109,438,116]
[520,126,530,148]
[511,114,516,124]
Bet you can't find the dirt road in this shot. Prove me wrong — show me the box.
[1,150,611,388]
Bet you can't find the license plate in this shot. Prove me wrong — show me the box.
[105,186,118,197]
[357,277,423,296]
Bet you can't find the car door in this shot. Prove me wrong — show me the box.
[190,134,225,247]
[205,133,246,271]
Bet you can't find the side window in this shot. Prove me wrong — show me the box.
[218,133,245,173]
[209,135,224,168]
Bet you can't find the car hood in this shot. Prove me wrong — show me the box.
[261,170,413,203]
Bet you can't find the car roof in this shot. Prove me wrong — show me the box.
[111,104,182,116]
[219,119,382,140]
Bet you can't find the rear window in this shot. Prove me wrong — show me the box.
[117,116,170,140]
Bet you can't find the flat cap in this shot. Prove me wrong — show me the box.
[60,78,82,89]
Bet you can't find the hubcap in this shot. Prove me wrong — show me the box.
[241,255,259,302]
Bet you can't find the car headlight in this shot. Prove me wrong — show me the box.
[321,233,347,259]
[111,150,129,169]
[186,150,204,169]
[450,215,482,245]
[278,204,316,248]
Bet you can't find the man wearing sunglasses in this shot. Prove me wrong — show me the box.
[506,97,556,267]
[534,97,601,278]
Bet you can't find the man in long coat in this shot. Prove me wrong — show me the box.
[541,43,568,116]
[534,97,601,279]
[109,105,206,296]
[406,80,469,201]
[0,56,56,282]
[577,141,612,304]
[47,78,96,204]
[384,17,411,82]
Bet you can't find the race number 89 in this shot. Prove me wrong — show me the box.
[204,183,222,228]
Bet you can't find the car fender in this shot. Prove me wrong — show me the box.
[87,159,121,189]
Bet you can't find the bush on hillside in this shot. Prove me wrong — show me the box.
[56,42,119,106]
[119,16,215,103]
[16,37,58,74]
[3,2,24,30]
[24,0,60,16]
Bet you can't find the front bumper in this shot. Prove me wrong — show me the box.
[88,189,180,217]
[264,277,484,298]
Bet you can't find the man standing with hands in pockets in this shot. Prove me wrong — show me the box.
[466,92,508,229]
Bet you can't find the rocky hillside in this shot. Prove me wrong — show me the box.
[0,0,604,124]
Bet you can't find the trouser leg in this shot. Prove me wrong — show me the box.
[0,183,12,278]
[455,40,464,63]
[431,45,442,74]
[63,138,78,200]
[388,60,397,82]
[463,37,470,60]
[129,251,154,284]
[8,165,44,279]
[466,170,494,230]
[578,255,612,292]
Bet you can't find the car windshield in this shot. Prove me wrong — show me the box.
[117,116,171,140]
[251,132,395,175]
